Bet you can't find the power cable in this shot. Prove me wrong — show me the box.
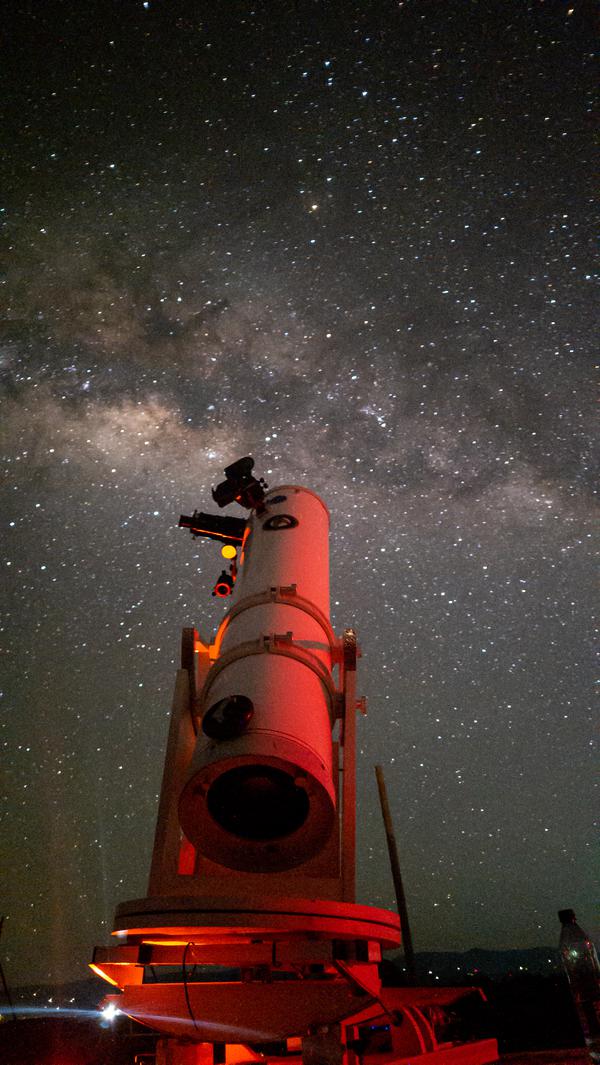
[182,941,200,1033]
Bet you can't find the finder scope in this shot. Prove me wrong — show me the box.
[178,510,246,544]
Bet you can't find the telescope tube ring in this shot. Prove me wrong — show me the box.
[198,635,338,727]
[212,586,339,659]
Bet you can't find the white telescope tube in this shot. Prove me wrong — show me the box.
[178,486,337,872]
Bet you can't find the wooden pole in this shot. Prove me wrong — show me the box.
[374,765,417,985]
[341,629,358,901]
[0,917,16,1021]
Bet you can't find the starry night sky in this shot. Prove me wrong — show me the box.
[1,1,597,987]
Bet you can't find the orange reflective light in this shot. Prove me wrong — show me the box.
[210,616,230,659]
[89,962,121,987]
[221,544,237,559]
[141,939,191,947]
[239,525,251,564]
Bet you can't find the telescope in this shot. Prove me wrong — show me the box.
[178,474,337,873]
[90,458,499,1065]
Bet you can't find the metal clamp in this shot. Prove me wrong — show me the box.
[212,585,341,660]
[198,634,338,725]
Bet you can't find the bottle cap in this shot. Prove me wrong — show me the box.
[558,908,576,923]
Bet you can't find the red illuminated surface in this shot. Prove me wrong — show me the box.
[89,484,501,1063]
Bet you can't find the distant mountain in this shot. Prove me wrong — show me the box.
[386,946,560,982]
[7,977,106,1018]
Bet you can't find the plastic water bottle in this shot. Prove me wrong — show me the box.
[558,909,600,1062]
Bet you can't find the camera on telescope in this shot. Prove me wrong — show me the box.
[212,456,268,512]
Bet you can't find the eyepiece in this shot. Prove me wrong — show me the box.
[212,570,235,597]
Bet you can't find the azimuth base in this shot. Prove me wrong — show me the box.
[90,896,400,1042]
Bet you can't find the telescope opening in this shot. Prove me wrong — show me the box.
[206,765,310,840]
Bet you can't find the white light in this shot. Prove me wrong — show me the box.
[101,1002,120,1023]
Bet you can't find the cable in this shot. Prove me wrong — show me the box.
[182,941,200,1032]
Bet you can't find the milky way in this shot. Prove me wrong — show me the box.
[1,1,597,985]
